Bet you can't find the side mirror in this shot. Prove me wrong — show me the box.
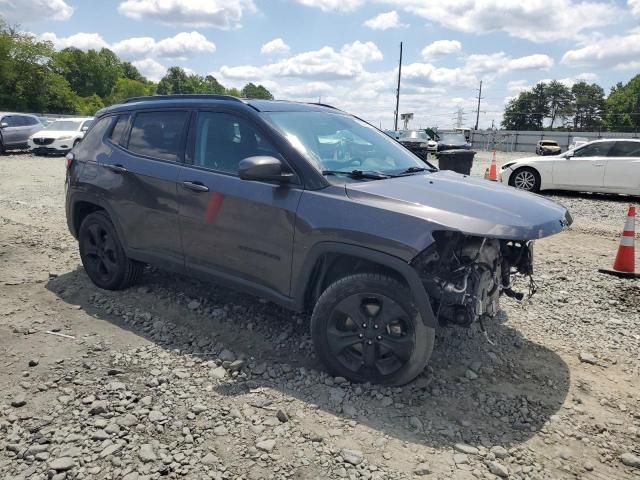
[81,126,88,132]
[0,122,8,129]
[239,156,293,183]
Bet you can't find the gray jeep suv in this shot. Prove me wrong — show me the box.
[65,95,572,385]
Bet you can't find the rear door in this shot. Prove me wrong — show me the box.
[0,115,23,147]
[177,109,303,297]
[552,141,614,190]
[100,110,189,269]
[604,141,640,193]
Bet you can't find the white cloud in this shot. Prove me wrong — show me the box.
[222,41,383,82]
[132,58,167,82]
[421,40,462,61]
[382,0,620,43]
[294,0,364,12]
[630,0,640,16]
[340,41,383,63]
[403,63,476,88]
[464,52,554,76]
[117,0,256,29]
[40,32,109,51]
[0,0,73,22]
[261,38,290,56]
[561,31,640,69]
[363,11,406,30]
[507,80,530,94]
[153,31,215,59]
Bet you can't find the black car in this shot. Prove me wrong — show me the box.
[65,94,571,385]
[437,132,471,152]
[398,130,436,159]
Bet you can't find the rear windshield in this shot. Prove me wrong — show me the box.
[400,130,429,141]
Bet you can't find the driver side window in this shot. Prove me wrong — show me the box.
[572,142,614,158]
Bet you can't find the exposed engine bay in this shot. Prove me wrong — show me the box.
[412,231,535,328]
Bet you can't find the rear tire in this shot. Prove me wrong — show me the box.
[78,211,143,290]
[509,167,541,193]
[311,273,434,385]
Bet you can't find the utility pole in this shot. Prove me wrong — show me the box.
[474,80,483,131]
[394,42,403,132]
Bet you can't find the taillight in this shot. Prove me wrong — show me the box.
[65,152,74,170]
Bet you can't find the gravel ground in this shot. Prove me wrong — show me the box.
[1,152,639,480]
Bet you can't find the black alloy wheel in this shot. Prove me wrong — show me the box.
[78,211,143,290]
[311,273,434,385]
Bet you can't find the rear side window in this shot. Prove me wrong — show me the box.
[73,117,113,158]
[2,116,18,127]
[109,115,129,145]
[611,141,640,157]
[127,111,188,162]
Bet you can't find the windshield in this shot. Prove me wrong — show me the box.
[439,134,467,144]
[44,120,82,131]
[400,130,429,141]
[541,141,558,146]
[264,111,434,174]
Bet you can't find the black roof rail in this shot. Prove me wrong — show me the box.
[121,94,245,104]
[309,102,341,111]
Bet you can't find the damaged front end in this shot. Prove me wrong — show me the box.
[412,231,536,329]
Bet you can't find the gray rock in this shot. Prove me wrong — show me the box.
[229,359,245,371]
[454,453,469,465]
[276,409,289,423]
[139,443,157,463]
[579,352,597,365]
[341,448,363,465]
[117,413,138,426]
[89,400,109,415]
[50,457,75,471]
[465,369,478,380]
[455,444,480,455]
[414,463,431,476]
[191,404,207,414]
[211,366,227,380]
[218,349,235,362]
[409,416,423,430]
[28,358,39,367]
[148,410,165,422]
[213,426,228,436]
[620,453,640,468]
[100,443,123,458]
[490,446,509,459]
[256,439,276,452]
[202,452,219,465]
[187,300,200,310]
[487,461,509,478]
[11,393,27,408]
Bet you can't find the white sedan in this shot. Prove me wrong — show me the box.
[28,117,93,154]
[499,139,640,196]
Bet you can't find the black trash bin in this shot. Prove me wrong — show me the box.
[436,149,476,175]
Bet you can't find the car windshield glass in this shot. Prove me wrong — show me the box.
[541,141,558,146]
[44,120,81,131]
[439,134,466,143]
[399,130,429,141]
[264,111,435,174]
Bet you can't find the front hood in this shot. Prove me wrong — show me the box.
[345,170,572,240]
[31,131,77,139]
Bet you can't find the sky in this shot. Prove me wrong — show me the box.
[3,0,640,129]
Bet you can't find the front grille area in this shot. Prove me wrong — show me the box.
[33,138,54,145]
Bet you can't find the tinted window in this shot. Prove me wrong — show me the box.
[128,111,188,161]
[2,116,18,127]
[73,117,113,158]
[109,115,129,145]
[26,116,40,126]
[573,142,614,157]
[81,120,93,130]
[611,141,640,157]
[194,112,278,174]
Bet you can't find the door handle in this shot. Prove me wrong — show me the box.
[594,163,604,167]
[103,164,127,174]
[182,181,209,192]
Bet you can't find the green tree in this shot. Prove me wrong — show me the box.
[240,82,274,99]
[571,81,605,130]
[109,78,150,103]
[605,74,640,131]
[54,47,123,99]
[156,66,191,94]
[77,94,104,115]
[226,87,242,97]
[121,62,145,82]
[545,80,573,128]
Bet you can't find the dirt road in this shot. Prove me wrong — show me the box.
[1,153,639,480]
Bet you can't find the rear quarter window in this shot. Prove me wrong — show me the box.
[72,116,113,158]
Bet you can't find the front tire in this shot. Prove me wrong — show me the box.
[311,273,435,385]
[509,167,541,192]
[78,211,143,290]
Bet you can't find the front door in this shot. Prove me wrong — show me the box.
[177,110,302,297]
[553,141,615,189]
[0,115,28,147]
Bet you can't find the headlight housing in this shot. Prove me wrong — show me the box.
[501,162,517,170]
[58,135,73,140]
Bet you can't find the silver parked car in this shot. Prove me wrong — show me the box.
[0,112,43,154]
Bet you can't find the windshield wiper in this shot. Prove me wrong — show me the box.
[322,169,391,180]
[399,166,438,174]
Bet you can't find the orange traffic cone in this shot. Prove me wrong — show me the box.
[488,150,498,181]
[599,205,639,278]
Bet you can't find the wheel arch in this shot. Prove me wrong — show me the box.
[67,193,129,251]
[509,165,542,191]
[293,242,437,328]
